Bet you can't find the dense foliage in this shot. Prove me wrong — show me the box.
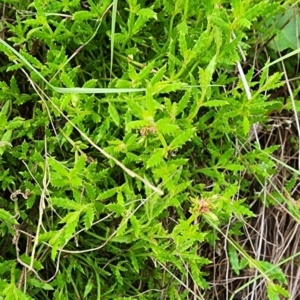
[0,0,299,299]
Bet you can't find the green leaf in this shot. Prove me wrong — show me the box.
[258,261,287,284]
[82,79,98,88]
[19,255,43,271]
[3,283,34,300]
[106,203,126,214]
[221,164,245,172]
[152,81,185,94]
[243,116,250,135]
[129,251,140,273]
[0,141,12,155]
[130,215,140,237]
[228,244,240,275]
[169,128,195,150]
[0,208,18,225]
[60,211,81,242]
[116,219,128,237]
[72,11,97,21]
[267,283,289,300]
[48,157,69,177]
[84,206,95,230]
[20,49,43,68]
[5,117,24,130]
[51,198,83,211]
[150,65,167,85]
[137,61,155,81]
[176,89,191,115]
[156,118,179,135]
[61,73,74,88]
[9,76,20,94]
[127,98,144,119]
[203,100,229,107]
[108,103,120,126]
[97,187,119,201]
[126,120,149,131]
[83,278,94,298]
[145,89,156,117]
[147,148,165,168]
[74,155,86,173]
[137,8,157,20]
[218,149,234,165]
[0,100,10,116]
[27,278,54,291]
[1,130,12,143]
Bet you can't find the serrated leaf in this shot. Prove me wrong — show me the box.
[61,211,81,243]
[259,261,287,284]
[190,262,209,289]
[129,251,140,273]
[267,283,289,300]
[232,202,256,217]
[0,208,18,225]
[3,283,34,300]
[116,219,128,237]
[0,100,10,116]
[130,215,140,237]
[5,117,24,130]
[145,90,156,117]
[218,149,234,165]
[20,50,43,68]
[203,100,229,107]
[156,118,179,135]
[169,128,195,150]
[83,278,94,298]
[209,16,230,29]
[222,164,245,172]
[83,79,98,88]
[137,8,157,20]
[0,141,12,151]
[173,181,191,195]
[97,187,119,201]
[147,148,165,168]
[61,73,74,88]
[178,33,187,57]
[85,182,96,200]
[243,116,250,135]
[19,255,43,271]
[72,11,97,21]
[127,98,144,119]
[28,278,54,291]
[117,192,124,205]
[113,263,124,285]
[84,206,95,230]
[10,76,20,94]
[137,61,155,81]
[261,72,283,92]
[51,176,69,187]
[150,65,167,85]
[51,197,83,211]
[126,120,148,131]
[108,103,120,126]
[152,81,185,94]
[74,155,86,173]
[106,203,126,214]
[1,130,12,142]
[48,157,69,177]
[228,244,240,275]
[176,90,191,115]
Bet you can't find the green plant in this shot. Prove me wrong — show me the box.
[0,0,299,299]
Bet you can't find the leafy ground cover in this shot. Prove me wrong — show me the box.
[0,0,300,299]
